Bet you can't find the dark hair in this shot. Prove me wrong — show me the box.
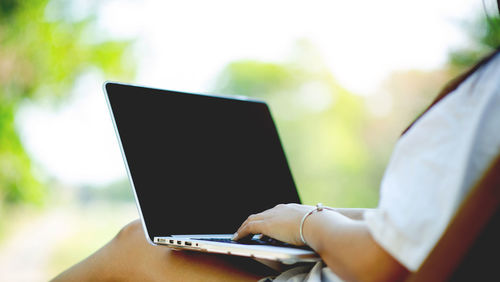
[401,48,500,135]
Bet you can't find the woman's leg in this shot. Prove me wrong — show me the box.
[51,219,276,281]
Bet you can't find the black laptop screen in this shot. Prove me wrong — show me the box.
[105,83,300,241]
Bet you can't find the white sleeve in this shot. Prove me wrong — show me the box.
[364,53,500,271]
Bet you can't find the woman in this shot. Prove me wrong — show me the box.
[52,13,500,282]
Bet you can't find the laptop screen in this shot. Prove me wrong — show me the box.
[105,83,301,241]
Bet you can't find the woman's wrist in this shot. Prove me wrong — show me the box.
[299,204,335,245]
[301,209,351,253]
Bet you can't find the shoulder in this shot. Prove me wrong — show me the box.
[471,51,500,92]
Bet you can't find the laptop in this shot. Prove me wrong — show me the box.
[103,82,319,264]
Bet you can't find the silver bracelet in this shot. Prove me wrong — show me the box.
[299,203,335,245]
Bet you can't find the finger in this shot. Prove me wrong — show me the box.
[237,220,265,240]
[234,219,253,240]
[233,212,267,239]
[233,220,266,241]
[240,213,262,228]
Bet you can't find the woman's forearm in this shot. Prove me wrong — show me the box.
[233,204,407,280]
[333,208,374,220]
[302,211,408,282]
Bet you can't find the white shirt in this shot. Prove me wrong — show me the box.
[364,53,500,271]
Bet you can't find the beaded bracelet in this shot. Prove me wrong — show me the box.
[299,203,335,245]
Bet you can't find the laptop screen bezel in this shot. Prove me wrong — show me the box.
[103,81,301,243]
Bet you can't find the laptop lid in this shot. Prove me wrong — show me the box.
[104,82,301,243]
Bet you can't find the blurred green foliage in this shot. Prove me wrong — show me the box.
[214,41,380,208]
[0,0,133,206]
[449,14,500,69]
[79,179,134,204]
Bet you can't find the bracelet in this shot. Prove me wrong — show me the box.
[299,203,335,245]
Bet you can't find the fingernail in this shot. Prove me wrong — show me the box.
[232,233,238,240]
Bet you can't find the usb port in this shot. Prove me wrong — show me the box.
[177,241,182,245]
[169,240,174,244]
[185,242,192,246]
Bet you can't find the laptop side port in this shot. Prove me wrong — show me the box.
[185,242,192,246]
[169,240,174,244]
[177,241,182,245]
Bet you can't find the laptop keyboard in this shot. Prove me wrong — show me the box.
[193,236,312,250]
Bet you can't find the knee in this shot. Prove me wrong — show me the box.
[110,219,177,271]
[114,219,145,244]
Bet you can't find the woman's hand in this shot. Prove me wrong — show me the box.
[232,203,315,246]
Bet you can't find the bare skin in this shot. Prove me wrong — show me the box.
[334,208,371,220]
[51,219,276,282]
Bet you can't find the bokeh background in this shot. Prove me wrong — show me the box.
[1,0,499,280]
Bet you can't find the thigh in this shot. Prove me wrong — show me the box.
[107,220,277,281]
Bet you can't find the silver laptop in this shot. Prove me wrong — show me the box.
[103,82,319,264]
